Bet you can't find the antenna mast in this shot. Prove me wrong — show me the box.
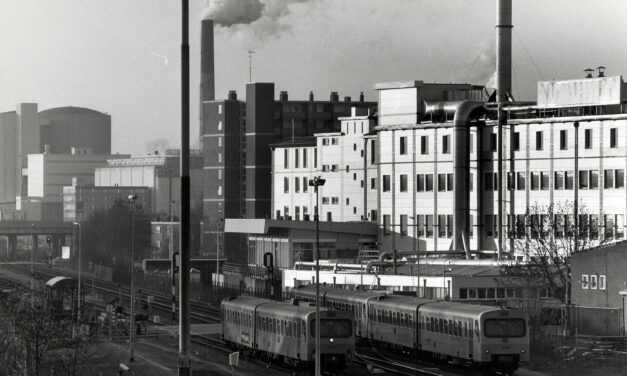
[248,50,255,82]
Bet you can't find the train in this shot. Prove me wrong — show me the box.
[221,296,355,374]
[292,285,529,374]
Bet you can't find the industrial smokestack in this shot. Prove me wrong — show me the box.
[309,91,314,101]
[201,19,215,103]
[496,0,512,103]
[359,91,364,102]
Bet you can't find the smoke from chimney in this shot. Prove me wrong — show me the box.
[203,0,310,41]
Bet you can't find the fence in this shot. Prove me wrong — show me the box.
[565,305,625,337]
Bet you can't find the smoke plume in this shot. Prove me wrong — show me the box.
[203,0,310,40]
[464,35,496,86]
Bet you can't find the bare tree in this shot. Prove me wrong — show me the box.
[502,201,609,304]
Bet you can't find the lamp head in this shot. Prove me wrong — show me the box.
[128,193,138,201]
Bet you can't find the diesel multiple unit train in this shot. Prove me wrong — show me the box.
[291,286,530,373]
[221,296,355,373]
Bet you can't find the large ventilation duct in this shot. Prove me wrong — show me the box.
[425,100,485,260]
[201,19,215,103]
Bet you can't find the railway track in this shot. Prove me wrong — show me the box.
[1,263,221,323]
[355,352,447,376]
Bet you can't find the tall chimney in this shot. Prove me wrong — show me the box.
[496,0,512,103]
[309,91,314,101]
[201,19,215,103]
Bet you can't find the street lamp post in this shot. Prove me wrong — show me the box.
[128,193,138,362]
[73,222,82,319]
[30,223,35,308]
[308,176,326,376]
[443,266,453,300]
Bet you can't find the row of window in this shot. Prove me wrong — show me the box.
[581,274,607,290]
[283,148,317,169]
[382,173,462,193]
[398,135,451,156]
[382,214,463,238]
[283,177,310,193]
[424,317,474,339]
[223,308,308,338]
[483,169,625,191]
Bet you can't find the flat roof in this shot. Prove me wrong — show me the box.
[224,218,378,235]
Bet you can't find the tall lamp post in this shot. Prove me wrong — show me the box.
[308,176,326,376]
[30,223,35,308]
[128,193,138,362]
[443,266,453,300]
[73,222,82,319]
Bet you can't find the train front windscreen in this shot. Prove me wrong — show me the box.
[311,319,353,338]
[484,318,526,338]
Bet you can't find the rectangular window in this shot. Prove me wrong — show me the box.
[383,215,391,236]
[294,206,300,221]
[565,171,574,190]
[399,136,407,155]
[303,149,308,168]
[605,169,614,188]
[517,172,526,190]
[218,153,222,163]
[599,275,606,290]
[438,215,446,237]
[371,140,376,164]
[580,170,589,189]
[616,169,625,188]
[447,215,453,238]
[585,129,592,149]
[371,210,378,221]
[581,275,589,289]
[420,136,429,154]
[326,212,332,222]
[218,169,223,180]
[610,128,617,148]
[438,174,446,192]
[322,197,329,204]
[295,149,300,168]
[218,136,223,147]
[284,177,289,193]
[400,215,408,236]
[399,175,408,192]
[447,173,453,192]
[295,177,300,193]
[442,135,450,154]
[490,133,497,152]
[314,148,317,168]
[469,173,474,191]
[426,174,434,191]
[284,149,289,168]
[507,172,515,190]
[469,215,474,237]
[383,175,391,192]
[426,215,434,237]
[303,177,308,192]
[416,175,424,192]
[541,172,550,190]
[590,170,599,189]
[554,171,564,190]
[560,129,567,150]
[417,215,425,237]
[530,172,540,190]
[590,274,598,289]
[371,178,376,189]
[513,132,520,151]
[331,197,339,205]
[536,131,543,150]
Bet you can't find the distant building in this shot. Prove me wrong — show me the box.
[202,83,376,263]
[17,150,128,221]
[0,103,111,205]
[94,150,203,219]
[150,221,201,259]
[62,185,151,223]
[271,107,378,223]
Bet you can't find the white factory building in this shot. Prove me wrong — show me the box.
[270,74,627,259]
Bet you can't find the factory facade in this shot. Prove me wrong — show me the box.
[269,74,627,259]
[201,83,376,263]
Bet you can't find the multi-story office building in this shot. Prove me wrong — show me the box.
[202,83,376,263]
[271,107,378,223]
[94,150,203,219]
[0,104,111,205]
[376,74,627,257]
[62,185,151,223]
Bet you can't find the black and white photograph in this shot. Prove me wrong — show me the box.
[1,1,626,375]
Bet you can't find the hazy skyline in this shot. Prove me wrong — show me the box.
[1,0,626,155]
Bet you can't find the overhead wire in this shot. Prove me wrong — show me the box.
[514,29,545,81]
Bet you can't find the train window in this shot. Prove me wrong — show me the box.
[474,320,479,338]
[484,318,526,338]
[459,288,468,299]
[458,321,462,337]
[444,320,449,335]
[434,318,439,333]
[477,288,487,299]
[302,321,306,337]
[463,322,468,337]
[377,310,381,322]
[487,288,496,299]
[286,321,291,337]
[468,289,477,299]
[392,312,397,325]
[452,321,456,336]
[497,288,505,299]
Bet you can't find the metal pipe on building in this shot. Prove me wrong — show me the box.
[496,0,513,259]
[425,101,485,259]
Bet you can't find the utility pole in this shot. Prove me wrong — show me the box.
[309,176,326,376]
[179,1,192,374]
[248,50,255,82]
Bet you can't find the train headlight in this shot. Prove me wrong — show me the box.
[485,349,491,354]
[521,349,525,353]
[329,338,334,343]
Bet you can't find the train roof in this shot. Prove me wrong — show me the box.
[368,294,435,310]
[257,301,326,319]
[221,296,273,309]
[45,276,75,289]
[418,301,502,317]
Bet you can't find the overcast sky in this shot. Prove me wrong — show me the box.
[1,0,626,155]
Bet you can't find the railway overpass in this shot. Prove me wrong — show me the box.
[0,221,74,258]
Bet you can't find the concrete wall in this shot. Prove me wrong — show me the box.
[0,112,17,203]
[39,107,111,154]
